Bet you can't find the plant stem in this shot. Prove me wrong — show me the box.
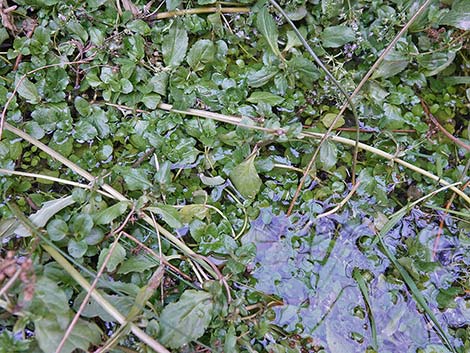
[145,6,250,20]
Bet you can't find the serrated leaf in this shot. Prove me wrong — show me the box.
[95,201,128,225]
[230,154,262,199]
[17,78,40,104]
[162,22,188,68]
[147,204,183,229]
[98,242,126,272]
[159,289,214,348]
[256,7,282,58]
[320,25,355,48]
[187,39,215,71]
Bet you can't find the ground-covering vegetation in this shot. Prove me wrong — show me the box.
[0,0,469,352]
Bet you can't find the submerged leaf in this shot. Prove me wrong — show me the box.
[159,289,214,348]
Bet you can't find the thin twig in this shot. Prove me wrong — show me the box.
[317,181,361,218]
[56,207,135,353]
[152,104,470,205]
[332,0,434,128]
[0,168,114,198]
[145,6,250,20]
[420,97,470,151]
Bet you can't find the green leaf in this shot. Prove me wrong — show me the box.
[33,276,69,316]
[47,219,68,241]
[34,316,101,353]
[98,242,126,272]
[417,51,456,77]
[322,113,345,129]
[199,174,225,186]
[14,196,75,238]
[142,94,161,109]
[147,204,183,229]
[179,204,209,223]
[256,7,282,58]
[117,255,157,274]
[319,140,337,170]
[159,289,214,348]
[17,78,40,104]
[68,239,88,258]
[230,154,262,199]
[247,91,284,105]
[166,0,181,11]
[94,201,128,225]
[373,48,409,79]
[162,22,188,68]
[84,228,104,246]
[320,25,355,48]
[439,0,470,30]
[247,67,279,88]
[288,56,321,86]
[187,39,215,71]
[72,213,94,237]
[0,28,9,46]
[123,168,152,191]
[74,96,92,116]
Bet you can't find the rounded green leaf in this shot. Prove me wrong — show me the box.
[47,219,68,241]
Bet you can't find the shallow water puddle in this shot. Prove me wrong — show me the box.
[243,208,464,352]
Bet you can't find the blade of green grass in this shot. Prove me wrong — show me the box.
[375,183,461,353]
[352,268,378,350]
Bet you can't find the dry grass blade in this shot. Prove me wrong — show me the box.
[43,243,171,353]
[3,121,221,279]
[0,168,114,198]
[152,104,470,206]
[145,6,250,20]
[317,181,361,218]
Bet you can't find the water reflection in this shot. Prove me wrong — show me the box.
[243,208,463,351]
